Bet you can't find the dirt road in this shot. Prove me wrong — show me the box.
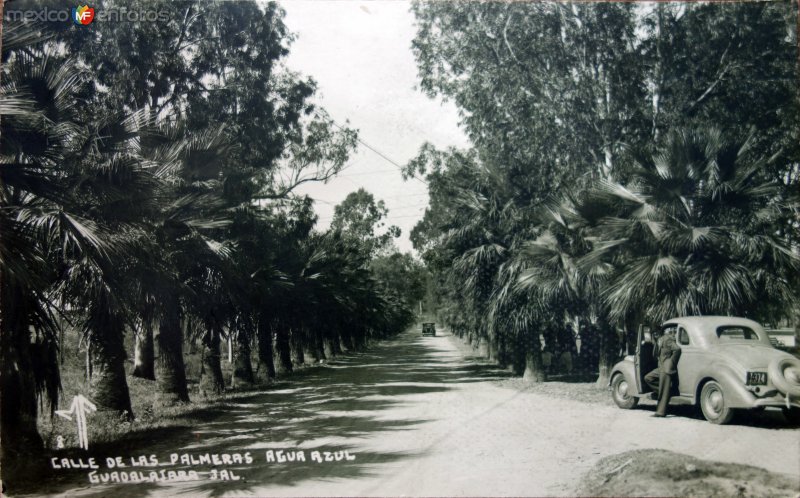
[34,328,800,497]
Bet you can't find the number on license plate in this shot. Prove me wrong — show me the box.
[747,372,767,385]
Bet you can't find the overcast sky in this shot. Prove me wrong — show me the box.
[277,0,470,253]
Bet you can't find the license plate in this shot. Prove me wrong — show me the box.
[747,372,767,385]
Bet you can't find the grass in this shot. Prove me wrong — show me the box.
[37,328,284,452]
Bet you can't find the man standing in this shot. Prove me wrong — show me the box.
[644,326,681,417]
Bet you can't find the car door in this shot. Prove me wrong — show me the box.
[634,325,643,393]
[676,324,699,397]
[635,324,656,394]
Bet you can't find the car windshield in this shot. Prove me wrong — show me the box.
[716,326,760,341]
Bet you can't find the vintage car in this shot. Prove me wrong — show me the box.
[609,316,800,424]
[422,322,436,337]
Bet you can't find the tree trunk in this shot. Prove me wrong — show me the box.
[275,326,293,374]
[323,333,340,359]
[233,335,255,386]
[88,305,133,417]
[353,328,367,351]
[495,331,510,368]
[301,327,325,364]
[331,332,343,355]
[132,318,155,380]
[476,335,489,357]
[199,326,224,396]
[512,332,526,376]
[341,330,355,351]
[291,327,305,366]
[304,344,317,364]
[0,277,45,471]
[155,296,190,403]
[523,331,546,383]
[314,329,326,362]
[256,316,276,381]
[596,321,619,387]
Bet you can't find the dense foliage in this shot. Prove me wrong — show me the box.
[407,1,800,383]
[0,0,422,471]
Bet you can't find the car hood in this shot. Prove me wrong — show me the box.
[708,344,791,370]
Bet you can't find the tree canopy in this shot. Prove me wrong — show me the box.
[0,0,424,473]
[407,0,800,384]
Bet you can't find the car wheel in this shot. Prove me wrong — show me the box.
[700,380,734,425]
[768,357,800,398]
[611,373,638,409]
[782,407,800,426]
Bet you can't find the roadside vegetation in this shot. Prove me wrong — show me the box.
[1,0,427,478]
[3,0,800,488]
[407,1,800,385]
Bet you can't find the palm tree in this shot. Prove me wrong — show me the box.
[138,123,233,403]
[1,46,78,460]
[63,108,168,417]
[440,164,518,360]
[253,262,291,381]
[0,30,145,460]
[132,299,157,380]
[591,129,799,325]
[488,257,543,379]
[515,195,617,384]
[194,266,229,395]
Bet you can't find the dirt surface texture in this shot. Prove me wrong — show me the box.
[15,328,800,497]
[578,449,800,497]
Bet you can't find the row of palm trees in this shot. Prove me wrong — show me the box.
[0,20,416,469]
[407,0,799,386]
[419,129,799,384]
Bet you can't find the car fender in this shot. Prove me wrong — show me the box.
[693,365,756,409]
[609,358,640,394]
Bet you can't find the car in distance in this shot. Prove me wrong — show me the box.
[422,322,436,337]
[609,316,800,424]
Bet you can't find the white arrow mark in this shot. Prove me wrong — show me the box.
[56,395,97,450]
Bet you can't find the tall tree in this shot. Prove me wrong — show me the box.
[591,129,799,325]
[408,0,798,386]
[0,28,149,463]
[331,188,400,257]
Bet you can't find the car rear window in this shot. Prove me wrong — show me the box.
[716,326,760,341]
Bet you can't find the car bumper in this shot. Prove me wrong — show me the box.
[752,392,800,409]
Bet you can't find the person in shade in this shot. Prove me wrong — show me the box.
[644,326,682,417]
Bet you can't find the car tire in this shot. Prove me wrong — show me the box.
[768,357,800,398]
[782,407,800,427]
[611,373,638,409]
[700,380,734,425]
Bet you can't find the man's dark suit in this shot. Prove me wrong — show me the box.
[644,333,681,416]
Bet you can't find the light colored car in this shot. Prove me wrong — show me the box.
[609,316,800,424]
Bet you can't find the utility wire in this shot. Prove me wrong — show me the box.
[318,213,426,221]
[326,119,429,186]
[272,94,429,186]
[336,168,404,177]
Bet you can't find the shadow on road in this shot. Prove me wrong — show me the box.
[631,400,797,429]
[20,330,510,497]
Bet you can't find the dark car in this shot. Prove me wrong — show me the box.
[422,323,436,337]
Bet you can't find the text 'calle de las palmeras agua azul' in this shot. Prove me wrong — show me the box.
[50,449,357,484]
